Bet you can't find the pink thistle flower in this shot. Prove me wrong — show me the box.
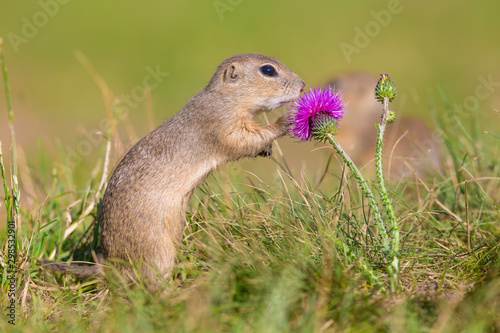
[289,86,346,141]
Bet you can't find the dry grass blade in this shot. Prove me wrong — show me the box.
[74,50,123,155]
[62,139,111,241]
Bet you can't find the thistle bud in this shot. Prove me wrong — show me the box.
[386,111,396,124]
[375,74,397,103]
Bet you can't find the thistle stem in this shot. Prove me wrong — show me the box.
[325,133,390,254]
[375,96,400,292]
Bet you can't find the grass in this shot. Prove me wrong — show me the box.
[1,54,500,332]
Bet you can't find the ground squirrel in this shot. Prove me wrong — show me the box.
[42,54,305,280]
[327,72,443,179]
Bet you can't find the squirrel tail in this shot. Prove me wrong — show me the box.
[39,259,104,279]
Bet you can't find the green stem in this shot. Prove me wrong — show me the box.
[325,133,390,254]
[0,38,20,264]
[0,38,18,182]
[375,96,400,291]
[0,142,13,220]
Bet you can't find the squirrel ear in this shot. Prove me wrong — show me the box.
[223,64,240,84]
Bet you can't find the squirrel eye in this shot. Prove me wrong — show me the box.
[260,65,277,77]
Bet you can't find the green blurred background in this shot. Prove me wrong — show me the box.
[0,0,499,185]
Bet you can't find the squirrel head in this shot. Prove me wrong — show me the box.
[207,54,305,115]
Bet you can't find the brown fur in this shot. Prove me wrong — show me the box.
[327,72,443,179]
[42,54,305,281]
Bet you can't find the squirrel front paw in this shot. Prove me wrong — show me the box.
[275,111,293,136]
[257,144,273,158]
